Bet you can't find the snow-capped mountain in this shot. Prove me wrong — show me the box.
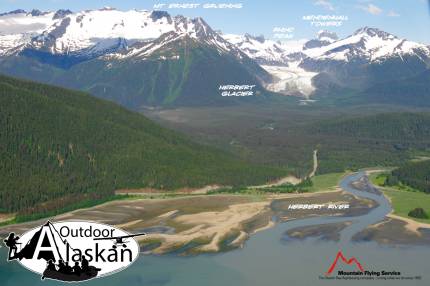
[0,8,243,61]
[223,27,430,67]
[107,15,245,61]
[303,30,337,50]
[302,27,430,63]
[221,30,337,66]
[0,7,429,105]
[221,33,292,65]
[0,9,58,55]
[300,27,430,89]
[223,27,430,96]
[3,8,426,70]
[220,31,336,96]
[0,8,270,108]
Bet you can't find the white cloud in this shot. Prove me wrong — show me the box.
[387,10,400,17]
[357,3,383,15]
[314,0,335,11]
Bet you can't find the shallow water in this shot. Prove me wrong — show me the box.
[1,172,428,285]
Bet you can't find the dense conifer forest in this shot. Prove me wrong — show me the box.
[0,75,285,215]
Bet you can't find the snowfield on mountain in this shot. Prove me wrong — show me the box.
[0,8,430,104]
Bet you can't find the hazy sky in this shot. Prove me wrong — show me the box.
[1,0,430,43]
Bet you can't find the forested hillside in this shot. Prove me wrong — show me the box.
[0,75,285,215]
[385,160,430,193]
[303,112,430,173]
[352,69,430,107]
[309,112,430,140]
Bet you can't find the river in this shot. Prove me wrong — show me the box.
[1,172,429,285]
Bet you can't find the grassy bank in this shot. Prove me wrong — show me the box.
[383,189,430,223]
[206,171,347,195]
[0,194,137,227]
[308,172,347,192]
[370,173,430,223]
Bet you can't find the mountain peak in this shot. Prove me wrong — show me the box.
[29,9,44,16]
[303,30,337,50]
[353,27,396,39]
[150,10,171,21]
[100,6,116,11]
[317,30,338,42]
[191,17,215,38]
[53,9,72,19]
[244,33,265,43]
[0,9,27,16]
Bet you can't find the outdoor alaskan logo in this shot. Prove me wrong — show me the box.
[3,220,145,282]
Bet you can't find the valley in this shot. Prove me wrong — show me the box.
[0,3,430,285]
[143,102,430,176]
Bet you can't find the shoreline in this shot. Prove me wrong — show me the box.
[2,170,428,254]
[0,189,367,254]
[386,213,430,234]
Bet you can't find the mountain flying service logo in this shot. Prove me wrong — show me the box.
[321,250,409,280]
[3,220,145,282]
[326,250,364,275]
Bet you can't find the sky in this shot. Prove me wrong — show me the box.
[1,0,430,43]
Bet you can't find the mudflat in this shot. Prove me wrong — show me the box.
[0,190,377,254]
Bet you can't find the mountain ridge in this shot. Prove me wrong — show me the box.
[1,8,430,106]
[0,8,272,108]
